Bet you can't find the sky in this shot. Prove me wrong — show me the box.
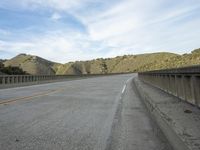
[0,0,200,63]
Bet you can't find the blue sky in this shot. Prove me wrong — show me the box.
[0,0,200,63]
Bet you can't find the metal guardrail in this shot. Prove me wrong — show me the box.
[138,65,200,108]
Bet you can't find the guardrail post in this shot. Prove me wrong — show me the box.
[0,76,2,84]
[24,76,27,82]
[19,76,22,83]
[183,75,194,104]
[23,76,25,83]
[7,76,10,84]
[169,75,175,95]
[15,76,18,83]
[176,75,184,100]
[1,76,5,84]
[193,76,200,107]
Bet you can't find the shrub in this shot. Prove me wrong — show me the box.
[0,66,28,75]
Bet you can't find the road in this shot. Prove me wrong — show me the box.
[0,74,171,150]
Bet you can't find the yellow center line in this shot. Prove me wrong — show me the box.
[0,88,65,105]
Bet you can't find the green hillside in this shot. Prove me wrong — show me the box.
[2,48,200,75]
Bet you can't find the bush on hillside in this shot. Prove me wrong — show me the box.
[0,62,4,69]
[192,48,200,54]
[0,66,28,75]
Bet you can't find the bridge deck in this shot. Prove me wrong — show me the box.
[0,74,170,150]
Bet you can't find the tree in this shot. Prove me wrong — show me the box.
[0,66,28,75]
[0,62,4,69]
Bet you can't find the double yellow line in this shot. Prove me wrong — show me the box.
[0,88,64,105]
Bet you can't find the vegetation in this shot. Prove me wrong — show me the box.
[0,62,4,69]
[0,66,28,75]
[0,62,27,75]
[139,48,200,71]
[1,48,200,75]
[3,54,60,75]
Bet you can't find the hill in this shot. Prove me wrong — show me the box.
[140,48,200,71]
[2,48,200,75]
[3,54,60,75]
[56,52,178,75]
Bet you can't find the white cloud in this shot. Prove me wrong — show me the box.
[78,0,200,55]
[1,0,200,62]
[51,12,62,21]
[0,31,107,63]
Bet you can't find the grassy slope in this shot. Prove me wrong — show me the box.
[140,48,200,71]
[57,52,178,74]
[4,54,60,75]
[3,48,200,75]
[109,53,178,73]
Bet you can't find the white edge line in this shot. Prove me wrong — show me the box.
[122,84,126,94]
[126,78,132,84]
[122,77,133,94]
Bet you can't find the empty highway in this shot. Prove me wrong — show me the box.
[0,74,171,150]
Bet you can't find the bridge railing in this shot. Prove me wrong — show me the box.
[0,73,128,89]
[138,65,200,108]
[0,75,77,85]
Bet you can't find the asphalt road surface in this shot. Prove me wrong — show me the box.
[0,74,172,150]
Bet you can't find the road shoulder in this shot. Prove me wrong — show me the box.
[106,78,172,150]
[133,77,200,150]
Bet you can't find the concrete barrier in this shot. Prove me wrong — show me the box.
[0,75,78,89]
[138,65,200,108]
[0,75,73,84]
[0,73,130,89]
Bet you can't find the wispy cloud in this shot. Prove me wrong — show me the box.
[0,0,200,62]
[51,12,62,21]
[0,30,109,63]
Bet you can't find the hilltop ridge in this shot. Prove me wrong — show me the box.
[4,54,60,75]
[1,48,200,75]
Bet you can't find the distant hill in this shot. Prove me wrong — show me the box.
[2,48,200,75]
[56,52,178,75]
[4,54,60,75]
[139,48,200,71]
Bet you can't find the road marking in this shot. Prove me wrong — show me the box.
[0,88,64,105]
[122,85,126,94]
[126,78,132,84]
[122,77,133,94]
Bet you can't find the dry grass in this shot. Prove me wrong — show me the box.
[3,48,200,75]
